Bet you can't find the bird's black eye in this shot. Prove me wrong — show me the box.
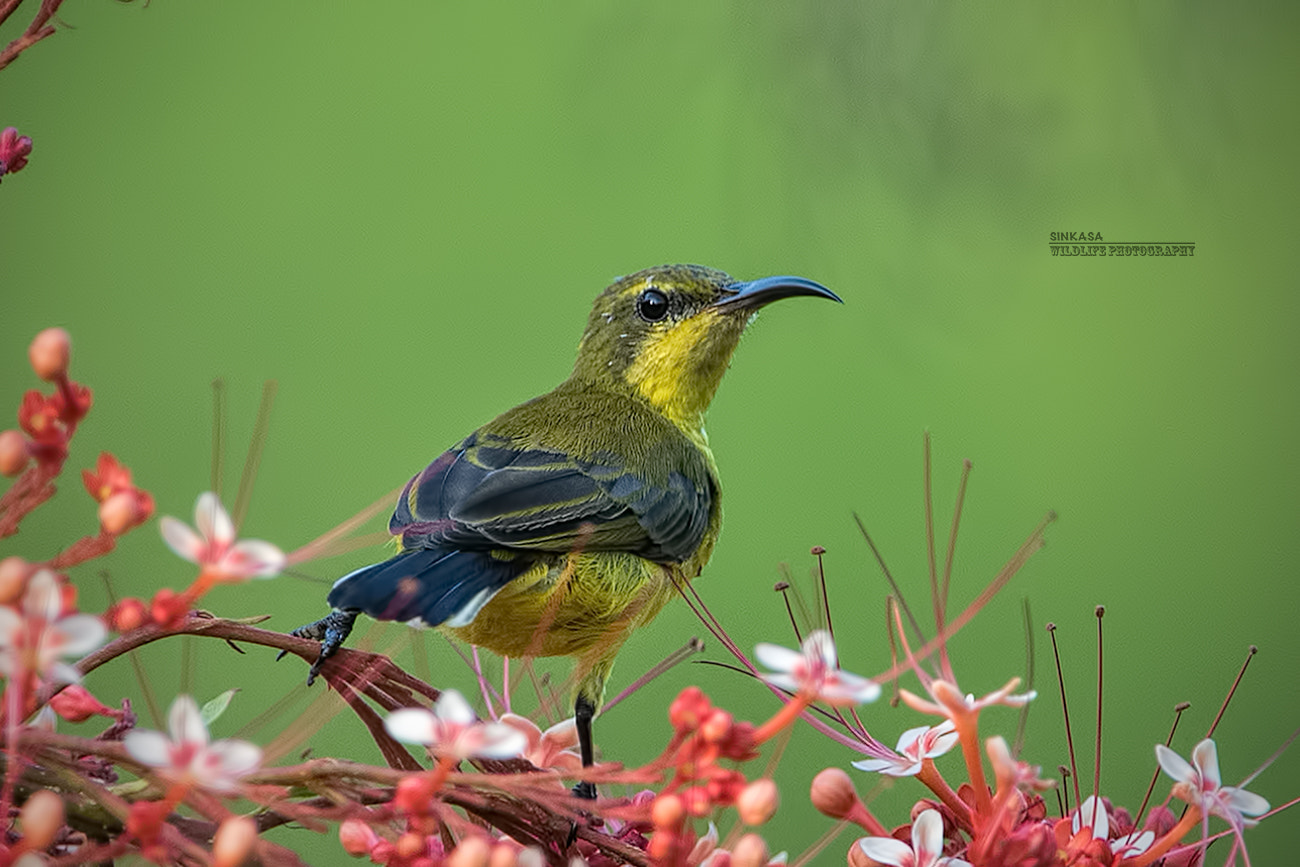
[636,288,670,322]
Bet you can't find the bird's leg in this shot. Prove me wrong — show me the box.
[276,608,358,686]
[571,693,598,800]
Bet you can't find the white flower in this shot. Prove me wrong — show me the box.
[385,690,527,760]
[0,569,105,684]
[1071,794,1153,858]
[124,695,262,792]
[160,492,285,580]
[853,720,958,777]
[754,630,880,706]
[1156,738,1269,828]
[857,809,971,867]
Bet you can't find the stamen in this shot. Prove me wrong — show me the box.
[1047,621,1082,809]
[1206,645,1257,739]
[1094,605,1105,808]
[603,637,705,713]
[1132,701,1190,832]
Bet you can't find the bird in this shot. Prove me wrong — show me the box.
[287,264,840,795]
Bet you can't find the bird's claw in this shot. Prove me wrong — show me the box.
[277,609,358,686]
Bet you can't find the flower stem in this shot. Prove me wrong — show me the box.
[915,758,973,831]
[1120,805,1202,867]
[752,693,812,744]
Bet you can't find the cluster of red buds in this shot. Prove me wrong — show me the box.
[0,328,154,566]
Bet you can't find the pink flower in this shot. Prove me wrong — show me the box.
[124,695,262,793]
[857,809,971,867]
[385,690,527,760]
[853,720,958,777]
[499,713,582,773]
[0,127,32,178]
[160,492,285,580]
[0,569,105,683]
[754,630,880,706]
[1156,738,1269,829]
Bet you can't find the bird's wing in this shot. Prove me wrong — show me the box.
[390,429,712,563]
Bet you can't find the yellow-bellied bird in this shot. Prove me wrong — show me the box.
[289,264,840,795]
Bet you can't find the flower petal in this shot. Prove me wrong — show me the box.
[912,808,945,865]
[24,570,62,620]
[160,516,204,564]
[435,690,477,727]
[895,725,932,755]
[51,614,108,656]
[1190,738,1221,789]
[1073,795,1108,840]
[195,492,234,546]
[753,641,802,674]
[223,539,287,579]
[209,738,263,777]
[802,630,838,669]
[1155,743,1195,785]
[124,730,174,766]
[386,707,439,744]
[1112,830,1154,857]
[759,673,800,694]
[541,717,579,750]
[47,661,83,685]
[1222,786,1269,817]
[468,722,528,759]
[857,836,912,867]
[169,695,209,747]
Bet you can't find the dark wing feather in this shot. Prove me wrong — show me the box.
[390,430,711,563]
[327,547,531,627]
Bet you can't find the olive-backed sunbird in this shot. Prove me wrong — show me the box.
[290,264,840,792]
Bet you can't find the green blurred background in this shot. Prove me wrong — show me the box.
[3,2,1298,863]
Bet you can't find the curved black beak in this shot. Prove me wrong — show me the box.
[712,275,842,311]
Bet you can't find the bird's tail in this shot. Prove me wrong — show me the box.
[326,547,530,628]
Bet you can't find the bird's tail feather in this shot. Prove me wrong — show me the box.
[327,547,530,628]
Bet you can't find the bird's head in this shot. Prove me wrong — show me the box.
[571,264,841,428]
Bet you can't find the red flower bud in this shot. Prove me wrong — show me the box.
[0,430,29,476]
[393,774,437,815]
[50,685,116,722]
[29,328,71,382]
[651,793,684,830]
[0,556,33,604]
[731,833,770,867]
[212,815,258,867]
[107,597,148,632]
[339,819,379,856]
[446,835,491,867]
[20,788,65,849]
[810,767,860,820]
[736,778,779,826]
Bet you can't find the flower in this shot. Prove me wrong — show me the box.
[856,809,971,867]
[0,569,105,683]
[754,630,880,706]
[0,127,32,178]
[160,492,285,580]
[499,713,582,773]
[83,453,155,533]
[1155,738,1269,829]
[123,694,262,792]
[385,690,527,760]
[899,677,1036,722]
[853,720,958,777]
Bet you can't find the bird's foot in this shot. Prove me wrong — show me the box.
[276,609,358,686]
[571,781,597,801]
